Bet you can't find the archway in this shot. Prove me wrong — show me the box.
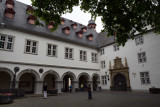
[18,73,36,94]
[0,72,11,89]
[61,72,76,92]
[92,75,99,91]
[114,74,127,91]
[43,74,56,90]
[78,73,90,91]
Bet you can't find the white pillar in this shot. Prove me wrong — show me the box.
[35,81,43,94]
[72,81,78,92]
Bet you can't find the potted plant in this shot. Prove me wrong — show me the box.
[0,93,13,104]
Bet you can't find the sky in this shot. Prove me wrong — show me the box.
[16,0,103,32]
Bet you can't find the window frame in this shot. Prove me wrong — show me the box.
[137,52,147,63]
[65,47,74,60]
[24,39,38,55]
[140,72,150,85]
[113,44,119,51]
[80,50,87,61]
[101,75,107,85]
[46,43,57,57]
[0,33,15,51]
[135,36,144,46]
[101,61,106,68]
[91,52,98,63]
[100,48,104,55]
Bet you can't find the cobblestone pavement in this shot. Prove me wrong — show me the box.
[1,91,160,107]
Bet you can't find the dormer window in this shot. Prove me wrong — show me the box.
[4,8,15,19]
[6,0,15,9]
[61,18,65,25]
[81,26,87,33]
[76,30,83,38]
[71,23,77,29]
[88,23,96,29]
[86,34,93,41]
[28,15,37,25]
[26,5,33,14]
[62,26,70,35]
[48,22,54,29]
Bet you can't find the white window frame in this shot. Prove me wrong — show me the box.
[65,47,73,59]
[113,44,119,51]
[80,50,87,61]
[91,53,98,63]
[47,43,57,57]
[101,61,106,68]
[0,34,14,51]
[140,72,150,85]
[101,76,107,85]
[138,52,147,63]
[24,39,38,54]
[135,36,144,46]
[100,48,104,55]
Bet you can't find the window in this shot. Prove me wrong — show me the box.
[91,53,98,62]
[100,48,104,55]
[80,50,87,61]
[0,34,14,51]
[113,44,119,51]
[101,61,106,68]
[47,44,57,57]
[65,47,73,59]
[135,36,143,45]
[138,52,147,63]
[101,76,107,85]
[25,39,38,54]
[140,72,150,85]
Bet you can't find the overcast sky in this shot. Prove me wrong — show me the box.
[16,0,103,32]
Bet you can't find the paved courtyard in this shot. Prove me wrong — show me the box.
[1,91,160,107]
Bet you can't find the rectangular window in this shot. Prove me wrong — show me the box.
[80,50,87,61]
[0,34,14,51]
[101,61,106,68]
[135,36,143,45]
[47,44,57,57]
[113,44,119,51]
[25,39,38,54]
[101,76,107,85]
[100,48,104,55]
[138,52,147,63]
[140,72,150,85]
[65,47,73,59]
[92,53,98,63]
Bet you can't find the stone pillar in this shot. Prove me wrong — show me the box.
[55,81,63,93]
[15,81,19,88]
[35,81,43,94]
[88,81,93,91]
[72,81,78,92]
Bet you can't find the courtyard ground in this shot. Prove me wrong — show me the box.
[1,91,160,107]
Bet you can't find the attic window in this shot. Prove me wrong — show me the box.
[62,26,70,35]
[48,22,54,29]
[81,26,87,33]
[28,15,37,25]
[76,30,83,38]
[6,0,15,9]
[61,18,65,25]
[70,20,73,23]
[71,23,77,29]
[4,8,15,19]
[86,34,93,41]
[26,5,33,14]
[88,23,96,29]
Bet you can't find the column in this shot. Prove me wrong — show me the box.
[88,81,93,91]
[55,81,63,93]
[72,81,78,92]
[35,81,43,94]
[15,81,19,88]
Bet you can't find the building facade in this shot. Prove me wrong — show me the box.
[0,0,160,94]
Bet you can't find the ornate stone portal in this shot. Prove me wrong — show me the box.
[109,57,131,91]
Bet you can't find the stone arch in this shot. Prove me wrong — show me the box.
[16,68,40,81]
[61,71,76,81]
[91,73,100,82]
[41,70,60,81]
[77,72,90,81]
[0,67,14,80]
